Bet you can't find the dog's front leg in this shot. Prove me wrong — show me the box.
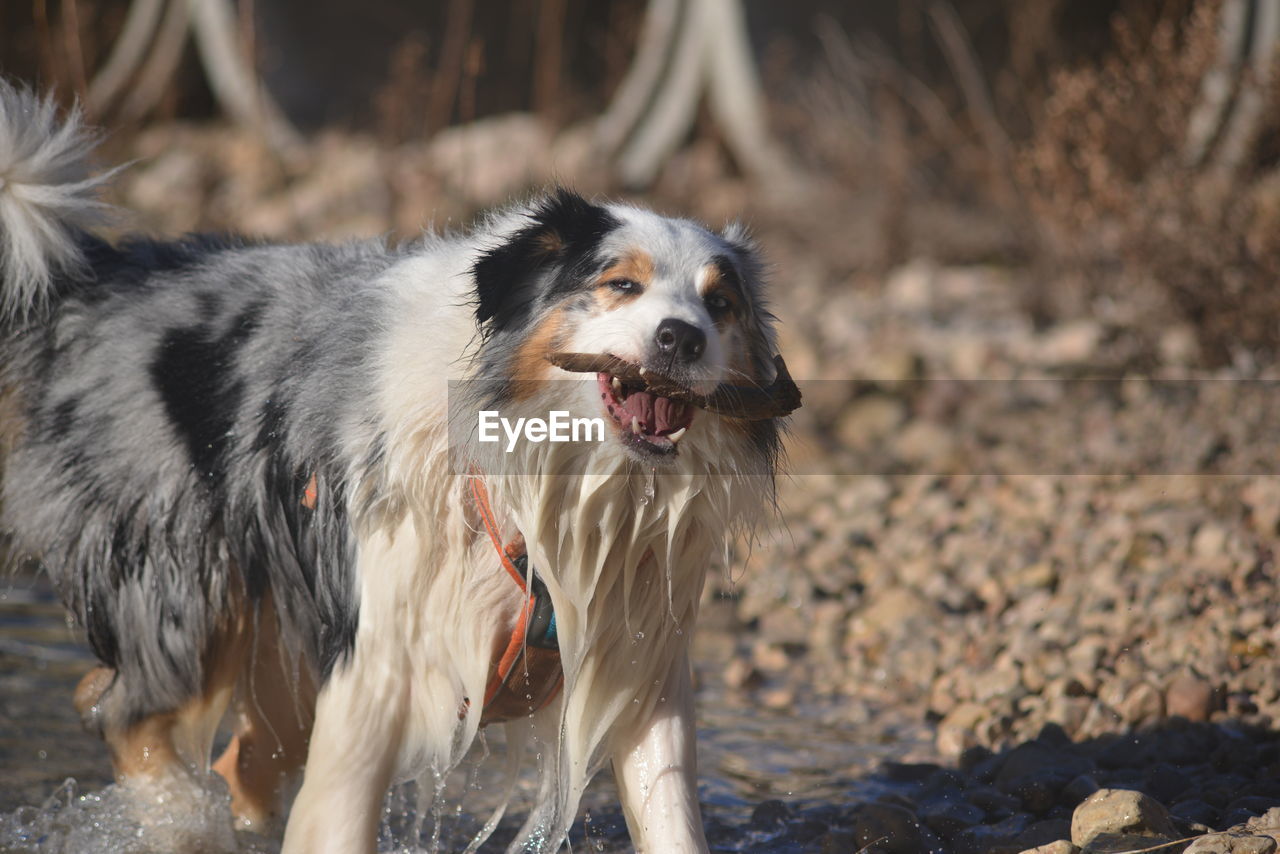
[280,656,408,854]
[611,648,710,854]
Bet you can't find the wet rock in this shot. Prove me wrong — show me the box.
[883,762,945,784]
[819,828,860,853]
[1014,818,1074,849]
[1143,764,1194,805]
[790,818,829,844]
[995,743,1092,813]
[1070,789,1180,849]
[849,802,926,854]
[920,800,985,838]
[966,784,1023,814]
[750,798,791,830]
[1171,799,1220,831]
[1225,797,1279,822]
[1062,775,1102,807]
[951,812,1033,854]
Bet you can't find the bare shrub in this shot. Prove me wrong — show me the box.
[1019,1,1280,367]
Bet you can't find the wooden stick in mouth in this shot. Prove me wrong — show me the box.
[545,352,802,420]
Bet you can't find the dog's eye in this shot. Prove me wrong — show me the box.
[705,292,731,314]
[607,278,640,294]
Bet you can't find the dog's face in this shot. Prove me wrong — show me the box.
[472,190,779,464]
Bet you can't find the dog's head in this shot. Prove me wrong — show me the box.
[470,189,781,467]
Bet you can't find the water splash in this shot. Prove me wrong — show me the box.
[0,775,261,854]
[639,469,656,507]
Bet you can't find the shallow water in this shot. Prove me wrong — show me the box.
[0,572,927,852]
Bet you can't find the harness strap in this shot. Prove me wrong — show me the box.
[468,478,563,725]
[299,474,563,725]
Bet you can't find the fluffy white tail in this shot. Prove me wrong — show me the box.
[0,81,111,323]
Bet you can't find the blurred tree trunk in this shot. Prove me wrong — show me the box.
[595,0,792,188]
[1184,0,1280,183]
[85,0,300,156]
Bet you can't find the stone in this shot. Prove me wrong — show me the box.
[837,395,908,450]
[750,798,791,829]
[849,802,926,854]
[1184,832,1278,854]
[1167,672,1218,722]
[1246,808,1280,838]
[1015,818,1074,849]
[1036,320,1102,365]
[1117,682,1166,725]
[1170,799,1220,831]
[1017,843,1079,854]
[1070,789,1180,848]
[936,703,990,756]
[820,828,860,853]
[1062,775,1102,807]
[951,813,1033,854]
[921,800,985,838]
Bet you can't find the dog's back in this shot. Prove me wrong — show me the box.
[0,84,400,777]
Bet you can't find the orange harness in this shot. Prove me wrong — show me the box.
[301,474,563,725]
[468,479,564,725]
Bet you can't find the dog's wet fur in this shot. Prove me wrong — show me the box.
[0,82,785,852]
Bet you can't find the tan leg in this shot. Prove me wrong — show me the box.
[78,624,248,784]
[212,604,316,831]
[72,578,253,790]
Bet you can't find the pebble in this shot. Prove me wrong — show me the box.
[1167,673,1219,722]
[1017,843,1079,854]
[848,802,926,853]
[1184,833,1278,854]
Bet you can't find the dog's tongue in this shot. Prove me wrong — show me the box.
[620,390,694,435]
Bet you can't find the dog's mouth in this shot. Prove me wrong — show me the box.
[597,372,695,457]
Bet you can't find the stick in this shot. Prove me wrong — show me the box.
[545,352,802,419]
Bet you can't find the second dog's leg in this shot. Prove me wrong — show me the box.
[611,649,710,854]
[75,623,247,785]
[212,600,316,832]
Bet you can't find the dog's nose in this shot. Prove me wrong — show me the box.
[654,318,706,363]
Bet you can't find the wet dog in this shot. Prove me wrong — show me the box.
[0,83,789,853]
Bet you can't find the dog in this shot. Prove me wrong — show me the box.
[0,83,791,853]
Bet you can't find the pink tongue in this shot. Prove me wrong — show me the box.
[621,391,693,435]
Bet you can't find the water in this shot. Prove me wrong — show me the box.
[0,572,927,852]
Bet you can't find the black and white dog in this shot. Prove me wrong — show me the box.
[0,84,787,853]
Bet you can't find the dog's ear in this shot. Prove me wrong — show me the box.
[473,189,616,333]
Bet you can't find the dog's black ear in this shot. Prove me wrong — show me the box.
[473,189,617,333]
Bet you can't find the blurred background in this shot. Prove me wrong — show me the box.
[6,2,1280,852]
